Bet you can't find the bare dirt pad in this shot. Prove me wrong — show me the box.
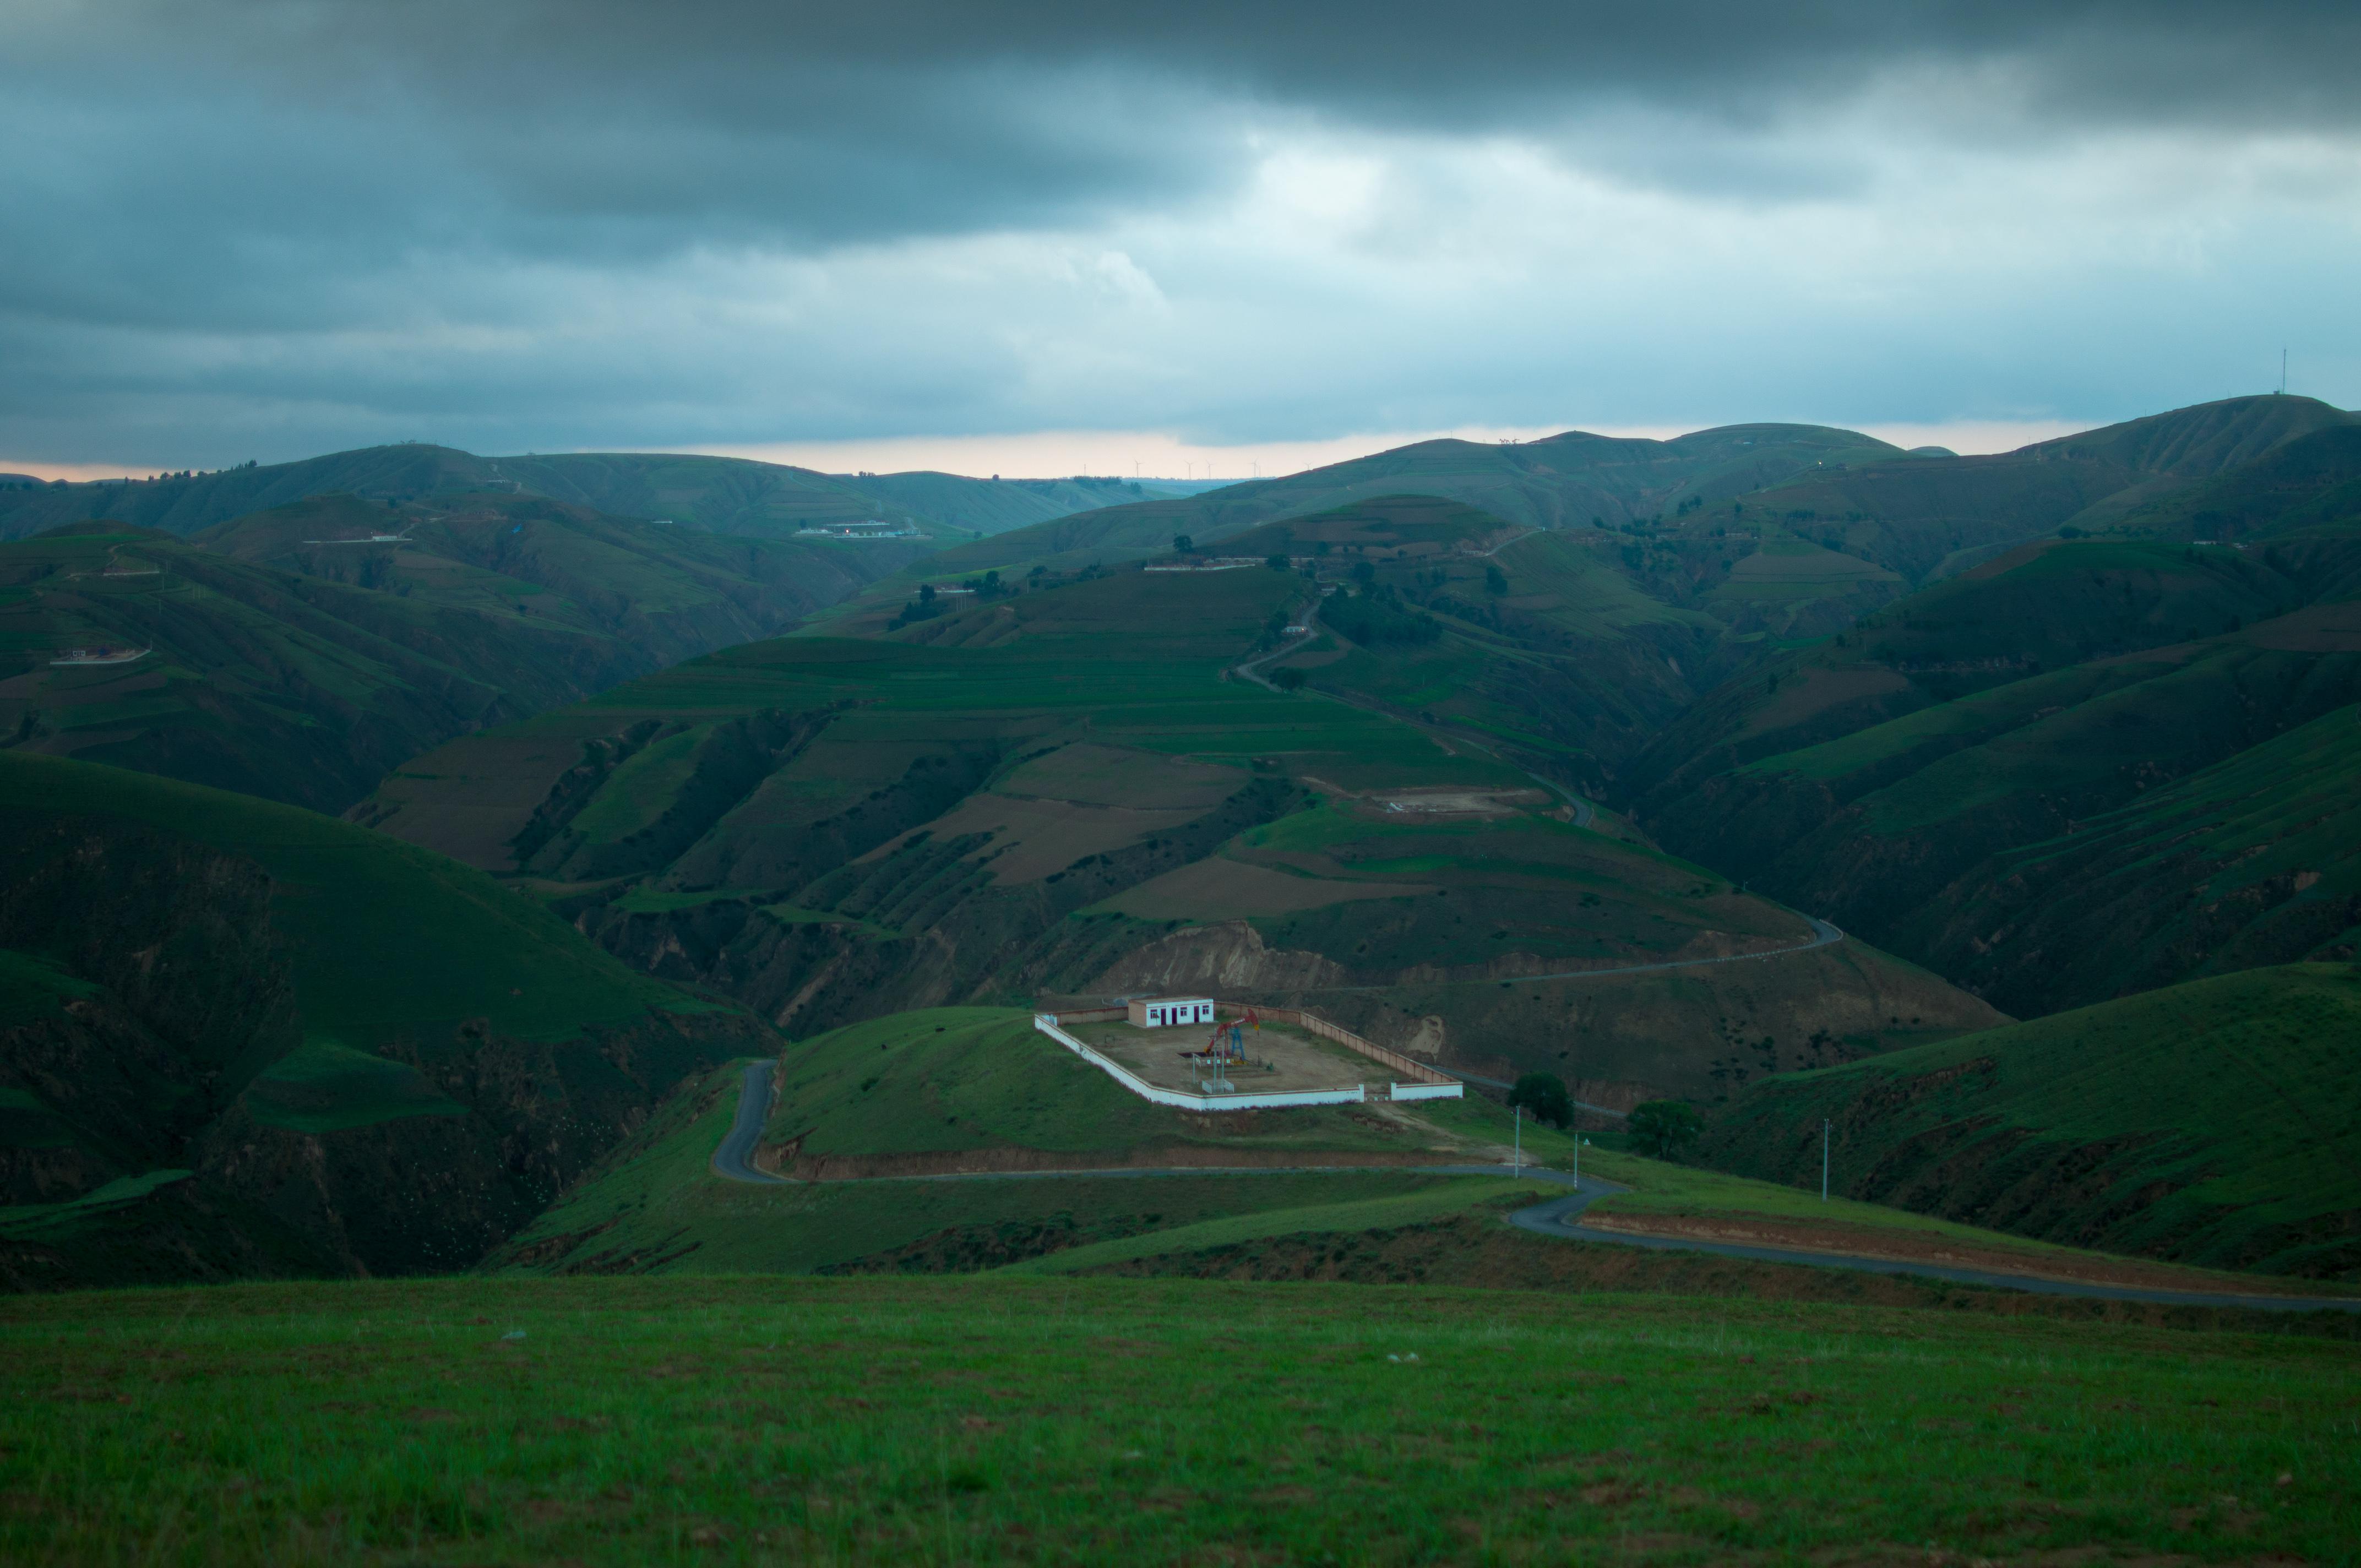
[1577,1212,2359,1301]
[1079,1213,2361,1334]
[1098,856,1433,919]
[1363,787,1550,818]
[1075,1017,1377,1094]
[775,1144,1465,1180]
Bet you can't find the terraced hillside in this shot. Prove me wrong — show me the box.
[1699,965,2361,1279]
[1234,496,1907,790]
[357,564,1996,1101]
[0,751,774,1291]
[1,497,915,812]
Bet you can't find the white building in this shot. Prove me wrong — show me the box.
[1127,997,1215,1028]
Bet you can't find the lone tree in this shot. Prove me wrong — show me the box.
[1265,552,1290,570]
[1270,667,1307,692]
[1173,533,1194,554]
[1627,1099,1701,1159]
[1507,1072,1574,1129]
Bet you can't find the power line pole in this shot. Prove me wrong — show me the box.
[1513,1103,1522,1175]
[1821,1118,1830,1202]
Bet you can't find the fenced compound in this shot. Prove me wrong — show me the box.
[1032,1015,1367,1112]
[1033,1000,1462,1112]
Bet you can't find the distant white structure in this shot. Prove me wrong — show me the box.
[303,532,409,545]
[50,647,150,667]
[796,519,922,539]
[1127,997,1215,1028]
[1144,557,1259,573]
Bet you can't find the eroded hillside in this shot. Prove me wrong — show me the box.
[0,753,774,1291]
[357,565,1999,1104]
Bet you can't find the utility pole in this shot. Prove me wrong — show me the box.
[1821,1118,1830,1202]
[1513,1103,1522,1175]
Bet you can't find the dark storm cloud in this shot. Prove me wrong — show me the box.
[2,0,2354,466]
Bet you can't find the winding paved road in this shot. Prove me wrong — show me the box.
[710,1060,788,1184]
[1231,625,1318,691]
[704,1070,2356,1312]
[1508,1174,2361,1314]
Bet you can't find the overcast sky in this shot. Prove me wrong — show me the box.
[4,0,2355,478]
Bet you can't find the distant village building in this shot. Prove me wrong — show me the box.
[1127,997,1215,1028]
[796,519,922,539]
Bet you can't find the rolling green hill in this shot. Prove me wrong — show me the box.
[0,498,916,812]
[355,563,1996,1100]
[486,1005,1557,1277]
[1628,536,2311,803]
[1889,704,2361,1014]
[1698,965,2361,1279]
[856,422,1903,594]
[1633,522,2361,1010]
[1242,497,1902,790]
[0,751,774,1289]
[1736,395,2358,582]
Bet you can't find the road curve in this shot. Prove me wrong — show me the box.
[1231,626,1317,691]
[710,1060,789,1184]
[1509,1176,2361,1314]
[700,1071,2354,1313]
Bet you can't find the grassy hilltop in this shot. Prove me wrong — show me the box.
[486,1006,1538,1278]
[0,751,773,1289]
[1701,964,2361,1278]
[357,564,1995,1099]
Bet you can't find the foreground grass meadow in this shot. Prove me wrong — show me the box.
[4,1275,2355,1566]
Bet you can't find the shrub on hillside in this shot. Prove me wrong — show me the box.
[1320,585,1440,647]
[1508,1072,1574,1129]
[1628,1100,1701,1159]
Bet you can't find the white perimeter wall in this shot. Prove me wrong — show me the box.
[1034,1015,1365,1113]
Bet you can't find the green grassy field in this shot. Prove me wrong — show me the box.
[1700,964,2361,1278]
[3,1272,2353,1566]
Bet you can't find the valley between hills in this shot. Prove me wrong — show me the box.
[4,393,2359,1304]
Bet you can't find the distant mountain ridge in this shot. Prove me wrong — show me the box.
[0,444,1146,546]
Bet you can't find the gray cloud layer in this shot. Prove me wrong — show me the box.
[3,1,2355,465]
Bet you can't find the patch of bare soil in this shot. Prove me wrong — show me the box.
[1362,787,1550,819]
[1578,1211,2357,1300]
[775,1144,1474,1181]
